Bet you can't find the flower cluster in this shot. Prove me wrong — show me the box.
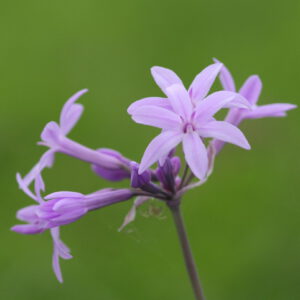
[12,59,296,282]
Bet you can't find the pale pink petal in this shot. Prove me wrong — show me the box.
[131,105,182,130]
[242,103,297,119]
[17,150,55,197]
[198,121,250,150]
[40,121,62,148]
[165,84,193,120]
[50,227,72,283]
[118,196,150,231]
[16,173,38,201]
[59,89,88,135]
[45,191,84,200]
[182,132,208,180]
[52,246,63,283]
[188,63,223,103]
[151,66,184,94]
[211,108,243,154]
[139,131,183,174]
[213,58,236,92]
[239,75,262,105]
[60,104,84,135]
[11,224,44,234]
[51,228,72,259]
[34,173,45,203]
[195,91,249,122]
[16,205,39,222]
[127,97,172,115]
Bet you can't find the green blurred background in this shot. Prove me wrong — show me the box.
[1,0,299,299]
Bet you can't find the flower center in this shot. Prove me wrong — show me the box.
[183,123,196,133]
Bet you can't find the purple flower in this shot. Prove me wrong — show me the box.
[12,173,134,282]
[12,189,135,233]
[17,89,88,190]
[128,63,251,180]
[212,59,297,153]
[17,89,131,194]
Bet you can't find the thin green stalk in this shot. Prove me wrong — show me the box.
[169,203,206,300]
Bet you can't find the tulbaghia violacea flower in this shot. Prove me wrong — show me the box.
[16,89,88,191]
[17,89,131,194]
[12,174,135,281]
[212,59,297,153]
[13,173,72,282]
[128,63,251,180]
[12,189,134,234]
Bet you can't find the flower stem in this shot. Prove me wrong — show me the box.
[169,203,206,300]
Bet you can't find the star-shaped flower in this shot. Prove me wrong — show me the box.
[128,63,251,180]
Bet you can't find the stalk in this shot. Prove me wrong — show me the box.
[169,203,206,300]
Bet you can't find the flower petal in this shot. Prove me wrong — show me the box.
[52,245,63,283]
[139,131,183,174]
[211,108,243,154]
[11,224,45,234]
[131,105,182,130]
[198,121,250,150]
[213,58,236,92]
[239,75,262,105]
[16,173,38,201]
[127,97,172,115]
[188,62,223,103]
[242,103,297,119]
[60,104,84,135]
[45,191,84,200]
[16,151,55,201]
[195,91,249,122]
[59,89,88,135]
[16,205,39,222]
[40,121,62,148]
[182,132,208,180]
[165,84,193,120]
[151,66,184,94]
[51,227,72,259]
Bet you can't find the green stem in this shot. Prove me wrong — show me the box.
[169,203,206,300]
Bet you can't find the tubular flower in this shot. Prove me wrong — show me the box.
[12,189,134,234]
[212,59,297,153]
[12,173,135,282]
[128,63,251,180]
[17,89,131,194]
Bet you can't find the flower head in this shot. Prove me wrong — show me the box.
[128,63,251,180]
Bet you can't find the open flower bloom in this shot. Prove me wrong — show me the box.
[12,172,135,282]
[17,89,131,194]
[128,63,251,180]
[212,59,297,153]
[12,189,134,234]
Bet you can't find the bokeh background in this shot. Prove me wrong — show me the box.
[1,1,299,299]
